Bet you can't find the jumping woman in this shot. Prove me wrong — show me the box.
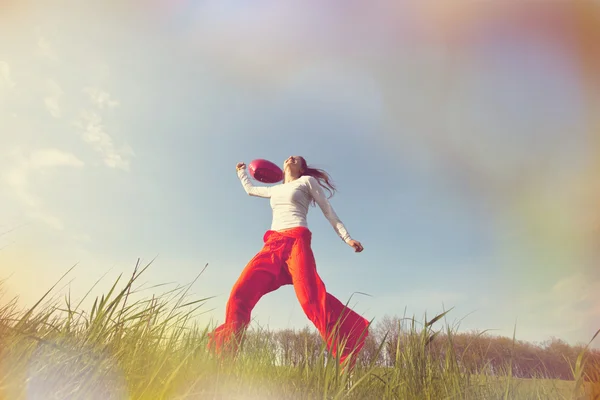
[208,156,369,369]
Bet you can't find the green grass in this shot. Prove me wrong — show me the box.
[0,261,597,399]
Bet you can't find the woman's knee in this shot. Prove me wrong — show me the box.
[228,271,275,310]
[228,286,250,308]
[298,296,322,317]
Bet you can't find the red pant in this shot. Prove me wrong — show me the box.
[208,227,369,367]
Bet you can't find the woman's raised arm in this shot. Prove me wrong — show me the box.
[237,162,272,198]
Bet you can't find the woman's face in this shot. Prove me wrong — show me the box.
[284,155,303,175]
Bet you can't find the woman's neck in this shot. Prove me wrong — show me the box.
[284,171,301,184]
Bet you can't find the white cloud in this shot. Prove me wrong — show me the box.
[73,111,134,171]
[44,79,63,118]
[29,148,85,169]
[516,272,600,344]
[28,211,64,231]
[37,35,58,62]
[0,61,16,89]
[83,87,120,109]
[2,148,84,231]
[44,98,61,118]
[4,166,38,208]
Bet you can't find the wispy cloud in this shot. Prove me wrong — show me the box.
[2,148,85,230]
[83,87,120,109]
[29,148,85,169]
[44,79,63,118]
[27,211,65,231]
[0,61,16,89]
[73,111,134,171]
[4,166,37,208]
[36,34,59,62]
[517,272,600,343]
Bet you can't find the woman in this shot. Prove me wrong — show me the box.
[208,156,369,369]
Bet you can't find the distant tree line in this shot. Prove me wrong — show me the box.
[243,315,600,382]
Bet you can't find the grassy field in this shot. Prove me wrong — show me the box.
[0,262,597,399]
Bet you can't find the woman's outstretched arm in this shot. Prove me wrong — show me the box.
[306,176,363,252]
[237,162,272,198]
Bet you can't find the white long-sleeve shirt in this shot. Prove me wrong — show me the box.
[237,168,352,243]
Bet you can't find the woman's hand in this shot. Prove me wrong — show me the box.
[347,239,364,253]
[236,162,246,171]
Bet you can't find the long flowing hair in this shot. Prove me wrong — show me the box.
[298,157,337,206]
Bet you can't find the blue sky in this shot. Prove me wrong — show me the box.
[1,1,598,348]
